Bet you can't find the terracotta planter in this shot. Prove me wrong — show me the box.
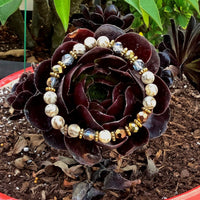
[0,69,200,200]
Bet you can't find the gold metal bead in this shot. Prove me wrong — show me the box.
[95,131,99,142]
[139,68,148,75]
[109,40,115,48]
[115,129,126,139]
[128,122,139,133]
[79,128,84,139]
[45,87,56,92]
[134,119,142,128]
[121,47,128,56]
[111,131,116,141]
[142,107,152,114]
[58,61,66,69]
[60,125,68,136]
[125,126,131,136]
[50,72,60,78]
[70,51,78,59]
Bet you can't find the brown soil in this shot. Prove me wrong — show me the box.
[0,25,200,200]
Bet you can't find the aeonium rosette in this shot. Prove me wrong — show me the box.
[24,25,171,166]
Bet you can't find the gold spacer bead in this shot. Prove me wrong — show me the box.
[45,87,56,92]
[111,131,116,141]
[134,119,142,128]
[58,61,66,69]
[109,40,115,48]
[142,107,152,114]
[125,126,131,136]
[79,128,84,139]
[139,68,148,75]
[95,131,99,142]
[121,47,128,56]
[50,72,60,78]
[70,51,77,59]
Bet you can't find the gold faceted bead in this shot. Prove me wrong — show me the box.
[115,129,127,139]
[134,119,142,128]
[137,111,148,123]
[125,126,131,136]
[52,64,63,74]
[128,122,139,133]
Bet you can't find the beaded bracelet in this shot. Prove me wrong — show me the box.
[43,35,158,144]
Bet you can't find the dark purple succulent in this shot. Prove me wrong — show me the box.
[71,4,134,32]
[24,24,171,166]
[6,70,36,119]
[159,16,200,91]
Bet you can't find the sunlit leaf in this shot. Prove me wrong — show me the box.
[53,0,70,32]
[0,0,22,25]
[124,0,141,14]
[140,0,163,30]
[141,8,149,28]
[187,0,200,14]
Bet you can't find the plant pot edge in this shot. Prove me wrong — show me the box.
[0,68,200,200]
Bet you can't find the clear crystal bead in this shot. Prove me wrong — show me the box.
[133,59,144,71]
[83,128,95,141]
[113,42,123,54]
[61,54,74,66]
[46,77,59,88]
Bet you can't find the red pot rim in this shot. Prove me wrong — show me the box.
[0,68,200,200]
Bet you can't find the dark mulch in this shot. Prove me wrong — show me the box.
[0,77,200,200]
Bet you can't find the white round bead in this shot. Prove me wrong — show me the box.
[141,71,155,84]
[51,115,65,129]
[97,36,110,48]
[43,91,57,104]
[73,43,86,55]
[99,130,111,143]
[68,124,80,138]
[143,96,156,109]
[84,37,97,49]
[145,84,158,96]
[45,104,59,117]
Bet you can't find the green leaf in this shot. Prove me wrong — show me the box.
[124,0,142,14]
[0,0,22,25]
[140,0,163,30]
[53,0,70,32]
[164,6,173,13]
[177,14,190,28]
[141,8,149,28]
[187,0,200,13]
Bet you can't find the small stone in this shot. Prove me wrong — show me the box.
[181,169,190,178]
[68,124,80,138]
[23,147,29,152]
[61,54,74,66]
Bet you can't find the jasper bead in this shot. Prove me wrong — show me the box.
[99,130,111,143]
[143,96,156,109]
[115,129,126,139]
[61,54,74,66]
[141,71,155,84]
[145,83,158,96]
[113,42,123,54]
[68,124,80,138]
[97,36,110,48]
[84,37,97,49]
[43,91,57,104]
[133,59,144,71]
[51,115,65,129]
[137,111,148,123]
[45,104,59,117]
[83,128,95,141]
[73,43,86,56]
